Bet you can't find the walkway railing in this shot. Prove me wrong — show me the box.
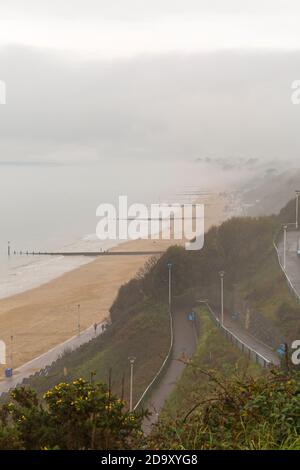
[203,302,273,368]
[135,298,275,412]
[273,226,300,303]
[133,305,174,411]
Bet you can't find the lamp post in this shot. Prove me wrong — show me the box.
[128,356,136,412]
[219,271,225,326]
[77,304,81,336]
[167,263,172,314]
[10,335,13,371]
[296,191,300,229]
[283,225,288,270]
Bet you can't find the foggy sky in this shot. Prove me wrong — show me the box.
[1,2,300,57]
[1,47,300,165]
[1,2,300,166]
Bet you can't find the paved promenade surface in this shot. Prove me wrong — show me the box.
[277,230,300,298]
[0,320,107,395]
[143,309,197,433]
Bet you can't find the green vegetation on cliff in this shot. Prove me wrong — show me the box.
[146,308,300,450]
[2,197,300,450]
[162,308,262,419]
[22,300,170,405]
[14,197,300,452]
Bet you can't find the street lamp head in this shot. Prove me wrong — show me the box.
[167,262,172,269]
[283,225,288,230]
[219,270,225,278]
[296,190,300,196]
[128,356,136,364]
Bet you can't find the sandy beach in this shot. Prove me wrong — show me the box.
[0,192,227,376]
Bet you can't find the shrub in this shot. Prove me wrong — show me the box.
[148,369,300,450]
[0,379,147,450]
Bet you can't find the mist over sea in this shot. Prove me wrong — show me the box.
[0,158,241,299]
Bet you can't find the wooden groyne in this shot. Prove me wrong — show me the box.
[10,250,164,257]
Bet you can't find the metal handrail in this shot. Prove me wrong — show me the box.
[273,227,300,302]
[133,304,174,411]
[203,302,272,367]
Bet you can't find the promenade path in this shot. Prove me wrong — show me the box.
[0,320,108,395]
[277,230,300,298]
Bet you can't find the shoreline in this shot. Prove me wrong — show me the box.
[0,238,121,302]
[0,191,228,377]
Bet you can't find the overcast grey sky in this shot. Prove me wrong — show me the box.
[1,1,300,57]
[1,1,300,165]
